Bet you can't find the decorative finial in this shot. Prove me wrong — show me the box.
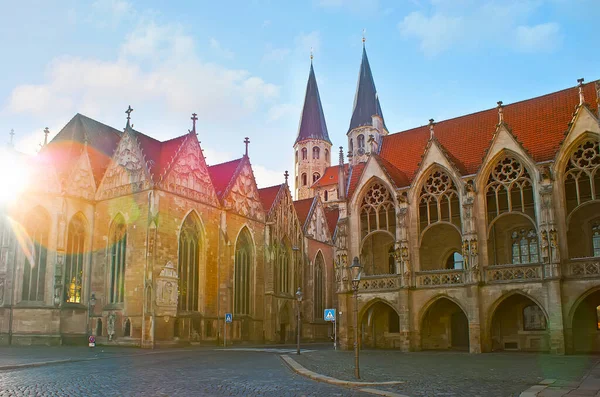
[43,127,50,146]
[428,118,435,139]
[244,137,250,157]
[339,146,344,166]
[9,129,14,146]
[362,28,366,45]
[577,78,585,106]
[497,101,504,124]
[284,170,289,185]
[125,105,133,129]
[310,47,313,62]
[191,113,198,135]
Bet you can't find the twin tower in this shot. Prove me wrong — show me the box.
[293,43,389,200]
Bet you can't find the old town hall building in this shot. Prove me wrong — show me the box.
[1,42,599,355]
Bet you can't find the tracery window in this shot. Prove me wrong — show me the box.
[565,140,600,214]
[109,215,127,304]
[278,243,290,294]
[302,173,307,186]
[523,305,546,331]
[418,169,461,232]
[357,134,365,149]
[445,251,464,270]
[313,173,320,183]
[314,252,324,319]
[302,148,308,160]
[178,214,201,311]
[22,209,49,302]
[64,214,86,303]
[234,229,252,315]
[360,181,396,238]
[593,224,600,257]
[511,229,539,264]
[313,147,320,160]
[486,156,535,223]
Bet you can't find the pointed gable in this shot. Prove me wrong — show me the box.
[295,63,331,145]
[208,158,244,199]
[65,148,96,200]
[348,46,386,133]
[311,164,349,188]
[305,196,332,243]
[293,197,315,229]
[160,134,219,206]
[258,184,284,216]
[324,207,340,238]
[220,157,265,221]
[346,162,367,199]
[379,80,599,183]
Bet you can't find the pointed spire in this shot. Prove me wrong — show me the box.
[295,60,331,145]
[284,170,289,185]
[191,112,198,135]
[497,101,504,124]
[428,119,435,139]
[125,105,134,129]
[348,42,386,133]
[244,137,250,157]
[577,78,585,106]
[9,129,14,147]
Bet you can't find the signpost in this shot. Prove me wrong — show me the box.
[88,335,96,348]
[224,313,232,347]
[324,309,336,350]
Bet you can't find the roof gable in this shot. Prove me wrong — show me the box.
[293,197,315,228]
[64,147,96,200]
[208,158,244,199]
[222,157,265,221]
[258,184,284,216]
[311,164,349,188]
[305,196,332,243]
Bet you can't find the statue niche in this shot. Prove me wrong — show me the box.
[155,261,179,317]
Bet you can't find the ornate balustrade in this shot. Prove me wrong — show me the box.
[485,263,542,283]
[567,257,600,278]
[358,274,400,292]
[415,269,464,287]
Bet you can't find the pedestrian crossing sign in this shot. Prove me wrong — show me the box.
[225,313,232,323]
[324,309,336,322]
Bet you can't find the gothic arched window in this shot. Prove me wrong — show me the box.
[178,213,201,311]
[313,147,320,160]
[109,215,127,304]
[302,148,308,160]
[360,181,396,238]
[314,252,324,319]
[418,169,460,232]
[302,173,307,186]
[565,139,600,214]
[313,173,320,183]
[278,242,290,294]
[523,305,546,330]
[486,156,535,223]
[511,229,539,264]
[445,251,464,270]
[357,134,365,149]
[234,229,253,315]
[325,149,329,162]
[64,214,86,303]
[22,209,50,302]
[295,151,298,162]
[592,224,600,257]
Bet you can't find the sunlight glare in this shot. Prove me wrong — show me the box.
[0,148,31,205]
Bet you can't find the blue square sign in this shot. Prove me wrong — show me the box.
[324,309,336,322]
[225,313,232,323]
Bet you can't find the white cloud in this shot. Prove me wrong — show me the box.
[253,164,286,188]
[262,46,291,63]
[209,38,235,60]
[398,0,563,56]
[267,103,299,123]
[515,23,561,52]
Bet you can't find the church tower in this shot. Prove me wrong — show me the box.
[347,40,387,165]
[294,58,332,199]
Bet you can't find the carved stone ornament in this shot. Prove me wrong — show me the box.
[66,151,96,200]
[224,164,265,221]
[107,312,116,341]
[155,261,179,317]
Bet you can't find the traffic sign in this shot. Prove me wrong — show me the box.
[225,313,232,323]
[88,335,96,348]
[324,308,336,322]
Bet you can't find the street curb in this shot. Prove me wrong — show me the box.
[518,379,556,397]
[0,348,198,372]
[280,354,405,388]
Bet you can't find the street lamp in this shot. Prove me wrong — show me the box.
[296,287,303,355]
[88,293,97,337]
[350,257,363,379]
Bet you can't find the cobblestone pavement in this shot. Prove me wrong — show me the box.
[0,349,373,397]
[293,350,600,397]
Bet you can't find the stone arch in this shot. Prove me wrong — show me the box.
[419,223,462,271]
[568,286,600,353]
[488,290,549,352]
[477,148,537,196]
[566,201,600,259]
[233,226,254,320]
[177,211,204,313]
[419,295,470,350]
[351,175,396,211]
[487,212,539,266]
[360,231,395,275]
[359,299,401,349]
[178,209,206,238]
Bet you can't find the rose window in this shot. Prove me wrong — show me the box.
[418,169,460,232]
[360,182,395,238]
[486,156,534,223]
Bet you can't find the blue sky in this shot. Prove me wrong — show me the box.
[1,0,598,188]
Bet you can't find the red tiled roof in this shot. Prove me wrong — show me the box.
[208,158,243,198]
[158,134,189,179]
[324,207,339,237]
[293,197,314,227]
[379,81,599,184]
[346,162,366,199]
[258,184,283,214]
[311,164,349,188]
[375,155,410,188]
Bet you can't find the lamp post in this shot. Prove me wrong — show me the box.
[350,257,363,379]
[88,293,97,338]
[296,287,303,355]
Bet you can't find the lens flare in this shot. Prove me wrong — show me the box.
[0,149,31,205]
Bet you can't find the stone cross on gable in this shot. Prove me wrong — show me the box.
[577,78,585,105]
[284,170,289,185]
[191,113,198,134]
[428,118,435,139]
[125,105,134,129]
[43,127,50,146]
[497,101,504,124]
[244,137,250,157]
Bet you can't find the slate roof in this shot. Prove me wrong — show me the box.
[207,158,244,199]
[295,63,331,145]
[379,81,598,184]
[348,46,387,133]
[311,164,349,188]
[258,184,284,214]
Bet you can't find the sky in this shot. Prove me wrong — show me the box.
[1,0,598,189]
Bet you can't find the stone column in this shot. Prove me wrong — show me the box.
[546,279,566,354]
[397,288,411,351]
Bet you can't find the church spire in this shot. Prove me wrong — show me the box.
[294,59,331,145]
[348,43,386,133]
